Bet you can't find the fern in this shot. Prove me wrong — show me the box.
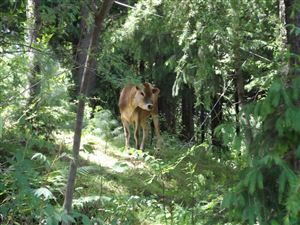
[77,166,103,176]
[33,187,56,201]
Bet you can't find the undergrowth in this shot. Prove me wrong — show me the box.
[0,109,240,225]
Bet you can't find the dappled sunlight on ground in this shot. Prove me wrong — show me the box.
[80,150,119,168]
[80,134,146,170]
[55,132,147,170]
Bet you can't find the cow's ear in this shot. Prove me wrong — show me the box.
[143,82,150,88]
[152,88,160,94]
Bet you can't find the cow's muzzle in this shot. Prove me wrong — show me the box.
[147,104,153,110]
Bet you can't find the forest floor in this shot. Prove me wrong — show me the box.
[54,131,235,224]
[79,134,148,172]
[0,127,237,224]
[76,133,161,198]
[57,132,177,224]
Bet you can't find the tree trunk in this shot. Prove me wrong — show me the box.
[234,89,240,135]
[63,0,114,219]
[284,0,300,77]
[155,55,177,133]
[72,0,97,97]
[283,0,300,169]
[231,0,253,150]
[181,84,195,140]
[279,0,287,45]
[158,78,177,133]
[199,103,206,143]
[234,60,253,148]
[211,94,223,148]
[26,0,41,105]
[139,60,145,77]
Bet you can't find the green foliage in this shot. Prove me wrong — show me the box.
[223,154,300,225]
[0,146,65,224]
[223,73,300,224]
[1,0,300,224]
[84,107,123,145]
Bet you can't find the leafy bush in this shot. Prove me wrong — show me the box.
[85,107,124,146]
[0,143,78,224]
[1,49,75,141]
[223,154,300,225]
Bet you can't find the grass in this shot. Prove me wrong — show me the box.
[51,127,238,224]
[0,122,238,224]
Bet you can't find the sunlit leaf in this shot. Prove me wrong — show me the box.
[33,187,56,201]
[112,162,129,173]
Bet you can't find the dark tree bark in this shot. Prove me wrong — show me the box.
[211,94,223,148]
[231,1,253,150]
[139,60,145,76]
[234,89,240,135]
[155,55,177,133]
[285,0,300,76]
[199,103,206,143]
[26,0,41,105]
[63,0,114,218]
[233,59,253,148]
[72,0,97,97]
[158,79,177,133]
[181,84,195,140]
[283,0,300,169]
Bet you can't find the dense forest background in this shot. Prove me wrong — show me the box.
[1,0,300,224]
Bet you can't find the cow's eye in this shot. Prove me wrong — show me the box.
[140,92,145,96]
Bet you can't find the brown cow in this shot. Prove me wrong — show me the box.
[118,82,161,150]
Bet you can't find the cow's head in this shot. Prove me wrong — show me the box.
[133,83,160,111]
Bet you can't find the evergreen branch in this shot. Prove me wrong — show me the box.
[114,1,163,18]
[240,47,272,62]
[0,68,75,108]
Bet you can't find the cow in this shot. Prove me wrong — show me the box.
[118,82,161,150]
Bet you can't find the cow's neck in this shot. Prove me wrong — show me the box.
[122,103,139,122]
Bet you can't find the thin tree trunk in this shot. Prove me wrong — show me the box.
[234,89,240,135]
[26,0,41,105]
[231,0,253,150]
[279,0,287,45]
[139,60,145,77]
[284,0,300,77]
[283,0,300,169]
[63,0,115,219]
[211,93,223,148]
[234,58,253,148]
[181,84,195,140]
[155,55,177,133]
[72,0,97,96]
[199,103,206,143]
[158,81,177,133]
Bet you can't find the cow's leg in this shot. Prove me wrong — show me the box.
[134,121,140,149]
[122,119,130,149]
[152,115,161,149]
[140,121,148,150]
